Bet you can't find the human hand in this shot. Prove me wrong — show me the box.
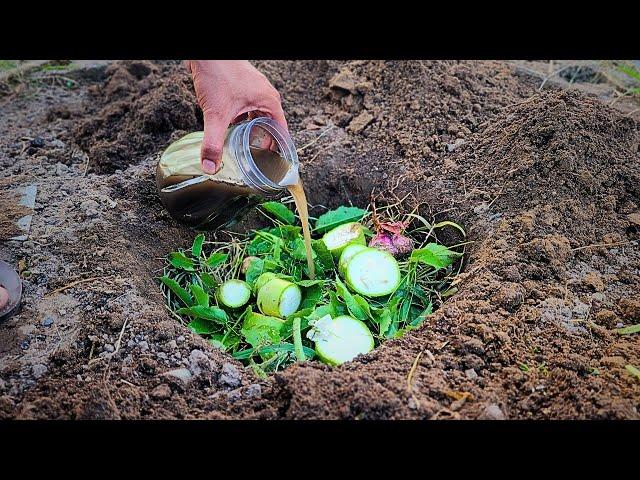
[186,60,288,174]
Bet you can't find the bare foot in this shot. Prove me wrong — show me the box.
[0,286,8,310]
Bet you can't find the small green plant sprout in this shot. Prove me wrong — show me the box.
[159,196,465,373]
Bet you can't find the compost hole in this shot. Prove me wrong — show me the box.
[158,198,467,375]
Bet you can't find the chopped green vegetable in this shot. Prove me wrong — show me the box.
[344,247,401,297]
[217,279,251,309]
[338,243,367,277]
[257,278,302,318]
[322,222,366,257]
[312,315,374,366]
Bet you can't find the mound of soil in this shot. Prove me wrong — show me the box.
[73,61,202,173]
[0,61,638,420]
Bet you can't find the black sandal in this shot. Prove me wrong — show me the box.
[0,260,22,322]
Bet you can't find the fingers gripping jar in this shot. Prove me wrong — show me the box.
[156,117,299,230]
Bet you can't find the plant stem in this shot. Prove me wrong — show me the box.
[293,317,306,362]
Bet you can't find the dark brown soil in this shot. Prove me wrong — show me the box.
[0,60,638,419]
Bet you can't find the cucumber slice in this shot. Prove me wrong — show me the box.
[338,244,368,277]
[314,315,374,366]
[253,272,277,294]
[257,278,302,318]
[321,222,366,258]
[344,247,401,297]
[217,279,251,309]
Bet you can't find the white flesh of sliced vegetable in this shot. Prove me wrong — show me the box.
[345,247,401,297]
[314,315,374,366]
[321,222,366,257]
[338,243,367,277]
[217,279,251,309]
[257,278,302,318]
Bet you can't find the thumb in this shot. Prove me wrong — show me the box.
[201,111,232,174]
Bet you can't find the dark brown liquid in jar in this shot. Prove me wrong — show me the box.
[157,131,291,230]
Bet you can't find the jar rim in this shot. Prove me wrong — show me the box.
[240,117,299,191]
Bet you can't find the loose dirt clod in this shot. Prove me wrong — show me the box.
[0,60,639,419]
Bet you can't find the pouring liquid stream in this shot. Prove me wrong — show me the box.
[249,145,315,280]
[286,181,315,280]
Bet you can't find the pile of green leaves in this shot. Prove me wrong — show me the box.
[159,200,464,375]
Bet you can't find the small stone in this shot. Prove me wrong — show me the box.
[104,344,115,353]
[481,404,506,420]
[188,349,211,376]
[583,272,604,292]
[226,390,242,402]
[51,139,65,148]
[150,384,172,400]
[465,368,478,380]
[163,368,193,385]
[41,318,54,327]
[166,340,177,350]
[219,363,241,388]
[592,292,605,302]
[177,335,185,343]
[328,69,357,93]
[245,384,262,398]
[80,199,99,213]
[20,339,30,350]
[31,364,48,379]
[55,163,69,176]
[347,111,374,134]
[138,341,149,351]
[0,378,6,390]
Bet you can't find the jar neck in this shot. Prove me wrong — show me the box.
[228,117,299,194]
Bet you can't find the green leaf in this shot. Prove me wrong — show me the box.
[267,225,301,240]
[159,276,193,306]
[191,233,205,258]
[241,311,285,348]
[297,279,324,287]
[245,258,265,286]
[616,324,640,335]
[233,342,315,360]
[189,283,210,307]
[410,243,461,270]
[335,276,367,321]
[289,237,313,261]
[377,296,400,337]
[300,283,323,310]
[176,305,228,323]
[354,294,372,319]
[312,239,334,271]
[188,318,218,335]
[168,252,195,271]
[205,252,228,268]
[410,302,433,327]
[617,63,640,82]
[261,201,296,225]
[314,206,366,234]
[200,272,217,290]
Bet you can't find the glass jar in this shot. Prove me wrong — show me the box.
[156,117,299,230]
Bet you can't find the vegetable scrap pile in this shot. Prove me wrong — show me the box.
[159,199,465,375]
